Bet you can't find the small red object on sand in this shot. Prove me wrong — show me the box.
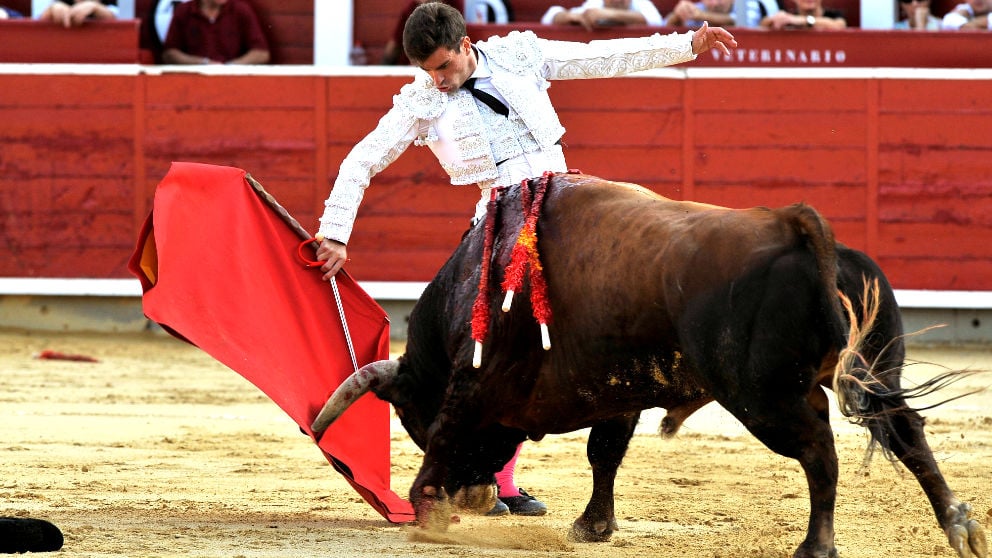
[34,350,99,363]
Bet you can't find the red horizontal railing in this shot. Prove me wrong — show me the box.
[0,19,141,64]
[0,67,990,290]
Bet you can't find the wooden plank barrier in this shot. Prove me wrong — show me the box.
[0,66,990,292]
[0,19,141,63]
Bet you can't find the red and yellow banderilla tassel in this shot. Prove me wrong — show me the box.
[470,172,557,368]
[470,188,500,368]
[501,171,553,351]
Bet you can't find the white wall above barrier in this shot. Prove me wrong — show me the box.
[314,0,352,66]
[860,0,896,28]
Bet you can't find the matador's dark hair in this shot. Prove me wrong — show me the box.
[403,2,467,64]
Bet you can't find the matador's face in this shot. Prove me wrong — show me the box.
[418,36,477,93]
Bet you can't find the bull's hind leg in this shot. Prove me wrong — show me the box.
[836,250,987,558]
[720,386,840,558]
[569,412,639,542]
[863,399,987,558]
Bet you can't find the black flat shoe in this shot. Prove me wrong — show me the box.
[499,488,547,516]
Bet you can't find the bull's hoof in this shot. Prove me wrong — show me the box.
[414,486,454,532]
[791,546,838,558]
[450,484,497,514]
[659,415,681,438]
[567,516,617,542]
[0,517,64,553]
[945,503,988,558]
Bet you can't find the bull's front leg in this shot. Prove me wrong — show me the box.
[409,435,455,531]
[570,413,639,542]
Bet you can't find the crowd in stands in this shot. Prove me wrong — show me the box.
[527,0,990,33]
[2,0,990,64]
[370,0,991,64]
[1,0,270,63]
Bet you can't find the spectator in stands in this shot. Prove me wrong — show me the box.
[315,1,735,517]
[0,4,25,18]
[162,0,270,64]
[540,0,664,29]
[666,0,784,27]
[37,0,117,28]
[895,0,941,29]
[665,0,734,27]
[667,0,781,27]
[941,0,991,29]
[465,0,515,23]
[760,0,846,29]
[151,0,190,46]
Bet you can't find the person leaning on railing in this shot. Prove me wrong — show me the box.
[0,4,25,18]
[760,0,846,29]
[540,0,664,30]
[664,0,733,27]
[161,0,270,65]
[941,0,991,29]
[894,0,941,30]
[37,0,117,28]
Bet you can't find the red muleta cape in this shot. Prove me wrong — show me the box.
[128,162,415,523]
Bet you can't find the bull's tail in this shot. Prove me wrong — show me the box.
[779,205,890,433]
[831,277,987,463]
[833,278,883,419]
[782,204,890,426]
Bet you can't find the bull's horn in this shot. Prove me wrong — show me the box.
[310,360,399,434]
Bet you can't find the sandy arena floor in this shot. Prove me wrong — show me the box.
[1,329,990,557]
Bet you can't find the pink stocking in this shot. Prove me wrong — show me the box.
[494,443,523,498]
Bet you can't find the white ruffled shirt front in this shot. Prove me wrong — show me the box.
[318,29,696,244]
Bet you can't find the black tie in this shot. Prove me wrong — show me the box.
[463,77,509,118]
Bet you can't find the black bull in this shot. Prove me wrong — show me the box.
[312,174,986,558]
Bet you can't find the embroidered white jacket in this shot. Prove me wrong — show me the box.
[318,29,696,244]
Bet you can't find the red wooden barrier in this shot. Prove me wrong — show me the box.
[1,68,990,290]
[0,19,141,63]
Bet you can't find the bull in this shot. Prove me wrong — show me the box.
[312,173,987,558]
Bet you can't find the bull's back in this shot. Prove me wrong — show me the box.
[537,175,813,320]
